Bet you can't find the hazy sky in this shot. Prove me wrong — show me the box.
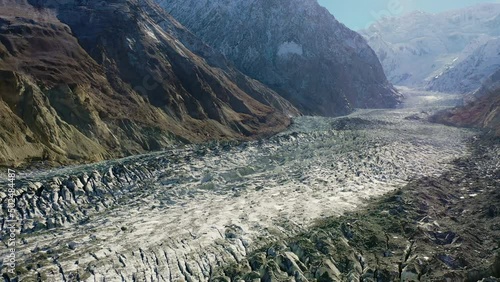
[318,0,499,30]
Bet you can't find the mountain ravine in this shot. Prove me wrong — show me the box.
[158,0,401,116]
[0,0,404,168]
[0,0,299,167]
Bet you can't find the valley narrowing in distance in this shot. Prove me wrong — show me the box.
[0,0,499,282]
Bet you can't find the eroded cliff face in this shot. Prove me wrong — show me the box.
[158,0,401,116]
[0,0,298,167]
[0,5,121,166]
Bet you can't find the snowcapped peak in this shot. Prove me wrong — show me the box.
[363,3,500,91]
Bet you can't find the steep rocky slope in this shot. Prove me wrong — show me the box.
[158,0,400,116]
[433,88,500,136]
[362,3,500,92]
[0,0,298,167]
[0,4,126,166]
[213,136,500,281]
[430,66,500,136]
[474,68,500,99]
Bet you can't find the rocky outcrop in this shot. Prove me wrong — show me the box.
[0,0,299,167]
[473,69,500,99]
[157,0,400,116]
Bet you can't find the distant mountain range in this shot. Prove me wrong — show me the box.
[362,3,500,135]
[0,0,400,166]
[433,68,500,136]
[362,3,500,94]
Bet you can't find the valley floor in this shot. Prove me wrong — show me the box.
[212,132,500,281]
[1,90,497,281]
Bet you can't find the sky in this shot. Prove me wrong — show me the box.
[318,0,499,30]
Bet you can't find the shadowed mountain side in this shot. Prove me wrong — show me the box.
[158,0,401,116]
[0,0,299,167]
[431,68,500,136]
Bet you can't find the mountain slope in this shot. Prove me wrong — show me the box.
[474,68,500,99]
[0,4,124,165]
[433,70,500,136]
[427,37,500,94]
[0,0,298,166]
[362,3,500,92]
[434,89,500,136]
[158,0,400,116]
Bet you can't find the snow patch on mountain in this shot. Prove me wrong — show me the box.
[277,41,303,57]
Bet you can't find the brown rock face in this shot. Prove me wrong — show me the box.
[437,91,500,136]
[157,0,401,116]
[428,51,500,136]
[0,0,298,166]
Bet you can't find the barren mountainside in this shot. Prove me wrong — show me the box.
[426,37,500,94]
[0,0,300,167]
[433,70,500,136]
[158,0,401,116]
